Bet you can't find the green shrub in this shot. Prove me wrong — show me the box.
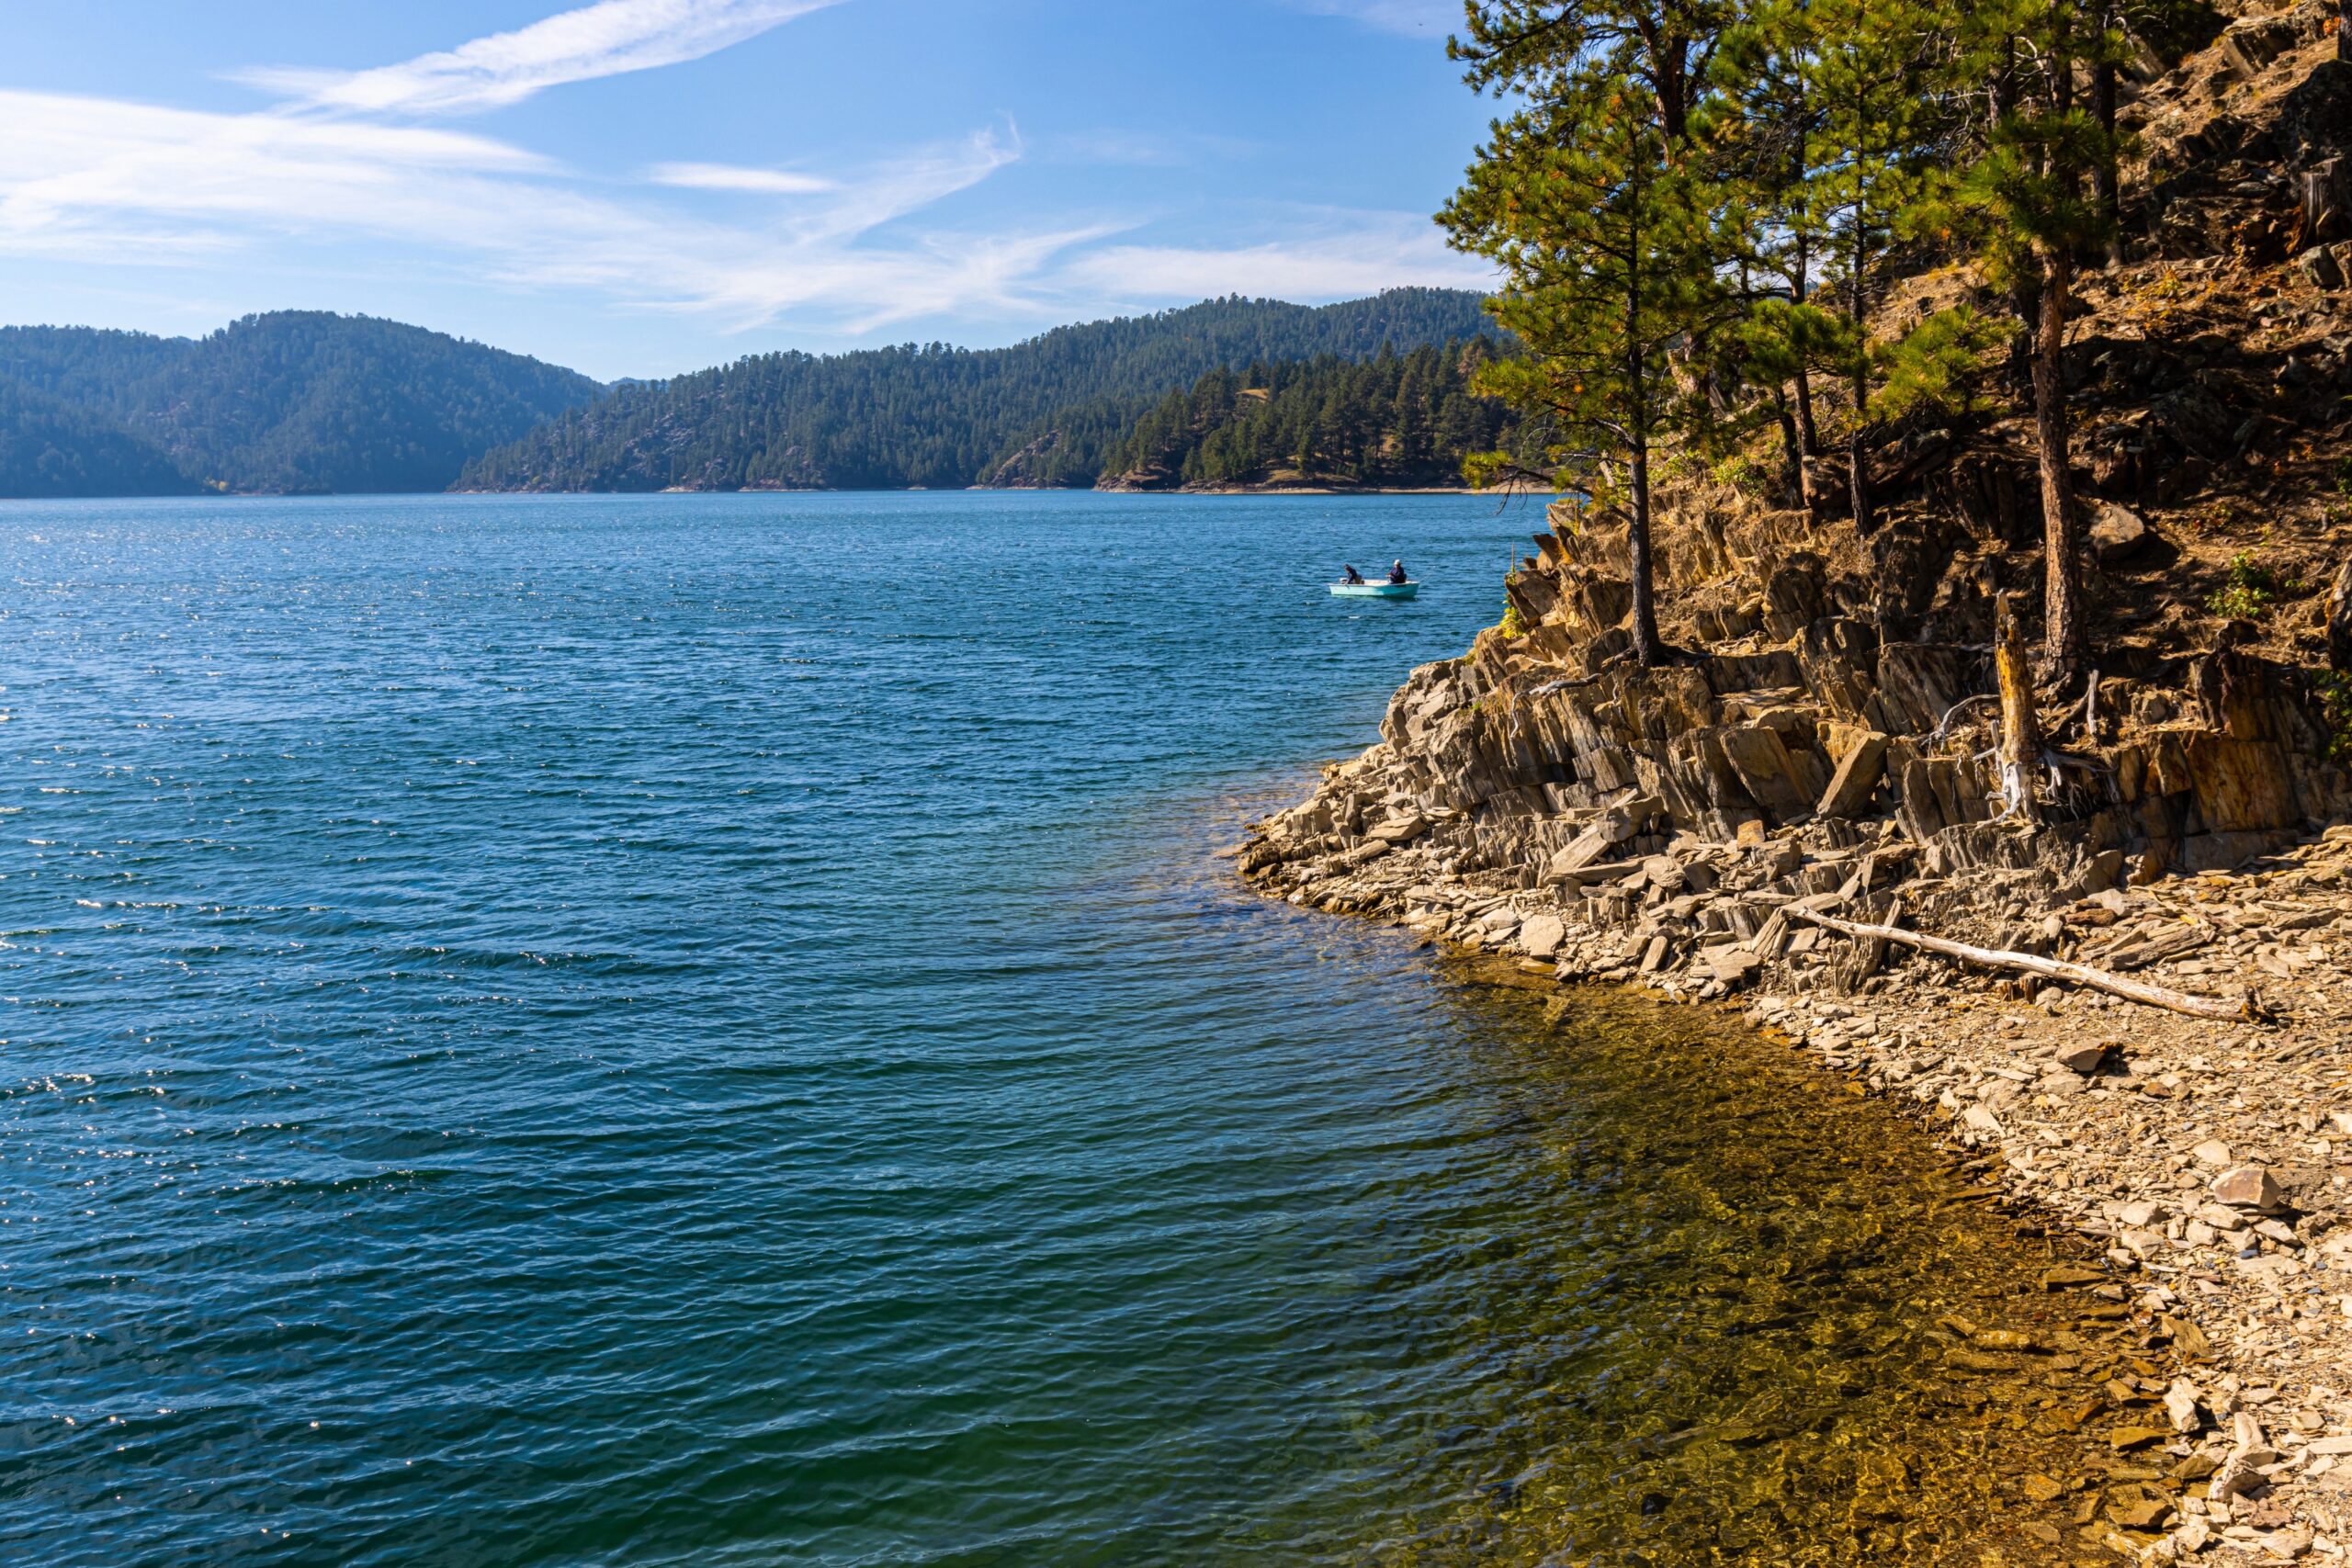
[1712,451,1781,500]
[2206,552,2287,619]
[2317,671,2352,765]
[1874,306,2013,422]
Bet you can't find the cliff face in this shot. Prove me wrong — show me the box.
[1245,13,2352,983]
[1244,553,2346,994]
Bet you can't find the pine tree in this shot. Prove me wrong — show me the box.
[1441,62,1727,665]
[1800,0,1952,533]
[2090,0,2123,265]
[1714,0,1833,512]
[1952,0,2117,676]
[1451,0,1729,148]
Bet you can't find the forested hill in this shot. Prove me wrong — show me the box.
[1099,342,1526,491]
[0,312,601,497]
[458,288,1500,492]
[0,378,201,499]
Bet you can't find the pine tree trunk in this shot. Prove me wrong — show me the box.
[2329,558,2352,671]
[2034,248,2084,675]
[1793,366,1822,509]
[1624,171,1659,668]
[1791,242,1822,513]
[1628,437,1662,666]
[2092,74,2120,263]
[2092,2,2121,267]
[1848,219,1872,534]
[1994,39,2038,392]
[1658,42,1690,146]
[2039,3,2086,675]
[1772,383,1804,508]
[1848,389,1870,532]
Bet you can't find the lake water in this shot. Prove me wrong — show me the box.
[1,493,2096,1566]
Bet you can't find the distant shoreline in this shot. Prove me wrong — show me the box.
[1092,485,1484,497]
[433,484,1503,498]
[0,485,1508,502]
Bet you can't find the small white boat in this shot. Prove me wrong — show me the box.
[1330,580,1419,599]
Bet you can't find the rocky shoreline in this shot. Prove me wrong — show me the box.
[1233,12,2352,1556]
[1233,468,2352,1561]
[1240,785,2350,1562]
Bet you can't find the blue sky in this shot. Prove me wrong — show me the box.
[0,1,1499,379]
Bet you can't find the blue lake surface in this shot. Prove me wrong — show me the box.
[0,492,1541,1563]
[0,493,2079,1567]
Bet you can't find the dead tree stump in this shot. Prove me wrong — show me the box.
[1994,593,2042,822]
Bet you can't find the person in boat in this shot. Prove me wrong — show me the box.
[1341,564,1366,584]
[1387,559,1408,584]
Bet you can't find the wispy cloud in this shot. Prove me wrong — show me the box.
[1060,212,1492,304]
[0,90,1056,332]
[1035,128,1261,168]
[238,0,842,116]
[1286,0,1466,37]
[0,91,550,255]
[651,160,834,194]
[0,5,1486,362]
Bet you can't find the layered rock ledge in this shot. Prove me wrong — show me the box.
[1239,479,2352,1562]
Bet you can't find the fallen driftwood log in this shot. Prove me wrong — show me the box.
[1544,857,1646,890]
[1784,904,2259,1021]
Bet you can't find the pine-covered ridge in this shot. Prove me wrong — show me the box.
[1096,341,1528,491]
[0,377,201,499]
[1435,0,2349,679]
[456,288,1504,493]
[0,312,602,498]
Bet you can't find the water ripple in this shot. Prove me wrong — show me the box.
[1,495,2082,1567]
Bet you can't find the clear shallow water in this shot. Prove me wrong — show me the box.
[0,493,2090,1567]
